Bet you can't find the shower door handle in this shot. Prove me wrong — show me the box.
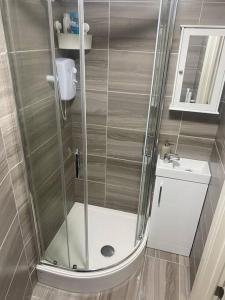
[74,149,80,178]
[158,183,163,207]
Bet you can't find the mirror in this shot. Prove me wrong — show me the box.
[170,26,225,114]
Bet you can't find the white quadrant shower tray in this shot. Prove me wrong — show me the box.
[44,203,138,270]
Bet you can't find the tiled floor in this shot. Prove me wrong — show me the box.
[31,248,190,300]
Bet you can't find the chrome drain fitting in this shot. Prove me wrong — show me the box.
[101,245,115,257]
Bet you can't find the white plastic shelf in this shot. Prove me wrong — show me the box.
[57,33,92,50]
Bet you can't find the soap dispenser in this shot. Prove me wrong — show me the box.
[160,142,171,159]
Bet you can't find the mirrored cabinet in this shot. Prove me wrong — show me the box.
[170,26,225,114]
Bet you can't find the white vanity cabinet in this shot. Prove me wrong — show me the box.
[148,157,211,256]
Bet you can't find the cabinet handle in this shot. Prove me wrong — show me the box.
[158,184,163,207]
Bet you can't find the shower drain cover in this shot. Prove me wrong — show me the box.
[101,245,115,257]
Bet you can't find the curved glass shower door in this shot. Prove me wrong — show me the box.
[136,0,178,242]
[46,0,89,270]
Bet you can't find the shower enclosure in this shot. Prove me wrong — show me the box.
[0,0,177,291]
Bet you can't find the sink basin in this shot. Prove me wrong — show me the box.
[156,156,211,184]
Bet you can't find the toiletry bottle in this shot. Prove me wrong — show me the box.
[160,142,171,159]
[70,12,79,34]
[63,13,71,33]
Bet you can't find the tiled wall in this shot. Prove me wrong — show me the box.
[0,9,38,299]
[159,0,225,160]
[71,0,160,213]
[160,0,225,288]
[190,92,225,287]
[1,0,75,251]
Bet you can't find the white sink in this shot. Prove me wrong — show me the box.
[156,156,211,184]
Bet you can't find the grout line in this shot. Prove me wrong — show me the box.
[87,153,142,164]
[109,49,155,54]
[8,49,51,54]
[86,87,150,96]
[72,121,146,133]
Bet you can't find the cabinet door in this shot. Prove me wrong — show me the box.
[148,176,208,256]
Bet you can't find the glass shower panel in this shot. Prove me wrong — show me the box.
[49,0,88,270]
[0,0,70,267]
[136,0,178,242]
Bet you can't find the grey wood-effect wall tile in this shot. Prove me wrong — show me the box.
[5,250,30,300]
[1,113,23,169]
[109,50,154,94]
[216,102,225,155]
[19,200,34,245]
[10,162,28,209]
[0,216,24,299]
[177,135,214,161]
[0,10,6,53]
[21,96,58,153]
[35,169,65,249]
[88,155,106,183]
[180,113,219,140]
[30,136,61,189]
[85,50,108,91]
[25,236,38,272]
[171,1,202,52]
[110,2,159,52]
[86,90,107,126]
[207,145,225,213]
[160,97,182,136]
[0,175,17,247]
[107,127,145,161]
[200,3,225,25]
[158,133,178,155]
[110,1,159,52]
[106,183,139,213]
[62,121,73,160]
[11,51,54,109]
[84,1,109,49]
[108,92,149,130]
[72,90,107,126]
[88,180,106,207]
[189,144,225,287]
[74,179,105,207]
[87,125,106,156]
[5,0,50,51]
[165,53,178,97]
[0,54,14,118]
[0,129,8,183]
[106,157,142,190]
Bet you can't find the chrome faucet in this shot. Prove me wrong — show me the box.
[164,153,180,168]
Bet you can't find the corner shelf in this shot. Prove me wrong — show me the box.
[57,33,92,50]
